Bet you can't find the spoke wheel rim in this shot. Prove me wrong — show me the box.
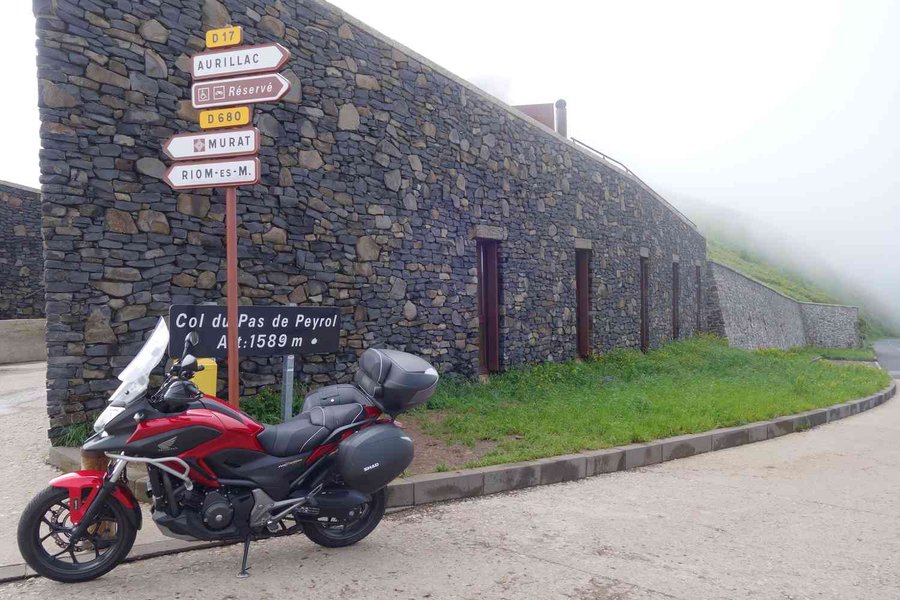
[35,498,122,572]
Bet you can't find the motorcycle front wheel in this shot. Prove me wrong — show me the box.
[302,487,386,548]
[17,486,137,583]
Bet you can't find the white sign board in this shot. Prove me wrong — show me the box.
[192,43,291,80]
[163,127,259,161]
[164,157,261,191]
[191,73,292,110]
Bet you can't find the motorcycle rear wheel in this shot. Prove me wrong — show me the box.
[302,487,386,548]
[17,486,137,583]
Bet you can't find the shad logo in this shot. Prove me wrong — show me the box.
[363,462,380,472]
[157,436,178,452]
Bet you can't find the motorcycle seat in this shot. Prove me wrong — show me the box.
[301,383,373,412]
[257,403,366,457]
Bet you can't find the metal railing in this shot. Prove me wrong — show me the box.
[570,137,696,229]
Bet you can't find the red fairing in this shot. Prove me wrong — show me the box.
[49,471,137,524]
[126,395,265,487]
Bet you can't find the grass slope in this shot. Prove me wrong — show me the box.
[410,337,889,468]
[707,238,894,342]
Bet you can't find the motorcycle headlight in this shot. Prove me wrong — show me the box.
[93,405,125,434]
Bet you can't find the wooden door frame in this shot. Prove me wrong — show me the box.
[476,239,501,374]
[576,249,592,358]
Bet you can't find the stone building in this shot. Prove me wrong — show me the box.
[34,0,710,441]
[0,181,44,319]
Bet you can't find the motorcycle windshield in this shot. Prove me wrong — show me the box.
[116,317,170,388]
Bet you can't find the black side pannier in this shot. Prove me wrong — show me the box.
[354,348,438,416]
[337,424,413,494]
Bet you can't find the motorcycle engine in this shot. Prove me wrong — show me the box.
[201,491,234,530]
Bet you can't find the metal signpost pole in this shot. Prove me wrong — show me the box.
[225,185,240,407]
[281,302,297,420]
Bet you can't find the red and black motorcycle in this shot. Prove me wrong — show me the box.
[17,318,438,582]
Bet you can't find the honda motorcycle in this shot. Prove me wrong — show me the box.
[17,318,438,583]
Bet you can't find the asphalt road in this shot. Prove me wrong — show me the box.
[874,339,900,377]
[2,370,898,598]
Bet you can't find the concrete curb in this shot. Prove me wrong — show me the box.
[22,382,892,585]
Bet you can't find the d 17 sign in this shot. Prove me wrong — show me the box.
[191,73,291,110]
[163,157,260,190]
[169,305,341,358]
[192,43,291,80]
[163,127,259,161]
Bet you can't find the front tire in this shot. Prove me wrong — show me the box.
[302,487,386,548]
[17,486,137,583]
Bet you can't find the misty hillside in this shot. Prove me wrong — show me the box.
[707,237,894,343]
[666,195,898,343]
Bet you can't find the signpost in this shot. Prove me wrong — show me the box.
[191,73,292,110]
[168,305,341,359]
[192,43,291,80]
[163,127,260,161]
[199,106,252,130]
[162,25,295,408]
[163,157,261,190]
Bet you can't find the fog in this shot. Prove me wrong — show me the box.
[3,1,898,328]
[328,0,900,329]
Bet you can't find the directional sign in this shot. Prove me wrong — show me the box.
[169,305,341,358]
[199,106,251,130]
[163,127,259,161]
[205,26,242,49]
[163,157,260,191]
[191,73,292,110]
[192,43,291,80]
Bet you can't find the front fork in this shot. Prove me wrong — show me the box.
[68,459,128,541]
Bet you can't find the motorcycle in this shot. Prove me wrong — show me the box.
[17,318,438,583]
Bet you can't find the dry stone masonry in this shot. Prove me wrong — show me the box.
[709,262,859,349]
[33,0,712,440]
[0,182,44,320]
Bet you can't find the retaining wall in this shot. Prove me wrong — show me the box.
[709,261,859,349]
[0,182,44,320]
[34,0,708,437]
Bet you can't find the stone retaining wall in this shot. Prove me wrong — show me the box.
[710,261,859,349]
[34,0,707,439]
[0,182,44,320]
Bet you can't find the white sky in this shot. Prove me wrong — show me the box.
[3,1,898,321]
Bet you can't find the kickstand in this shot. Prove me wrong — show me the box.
[237,535,252,579]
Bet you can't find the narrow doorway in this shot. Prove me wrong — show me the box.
[477,240,501,374]
[576,249,592,358]
[672,262,680,339]
[640,256,650,352]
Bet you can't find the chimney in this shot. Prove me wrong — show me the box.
[554,99,567,137]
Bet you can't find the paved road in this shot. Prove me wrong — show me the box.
[2,370,898,598]
[0,362,170,566]
[874,339,900,377]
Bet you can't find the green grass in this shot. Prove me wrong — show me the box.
[707,238,896,342]
[240,385,308,425]
[793,347,877,361]
[409,337,890,468]
[53,422,93,447]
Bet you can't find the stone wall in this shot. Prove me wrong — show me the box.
[709,262,859,349]
[0,182,44,320]
[34,0,708,439]
[801,303,859,348]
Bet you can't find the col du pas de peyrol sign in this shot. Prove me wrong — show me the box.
[169,305,340,359]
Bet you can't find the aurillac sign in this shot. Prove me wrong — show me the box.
[199,106,251,130]
[205,25,242,49]
[163,127,259,161]
[192,43,291,80]
[164,157,260,191]
[191,73,291,110]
